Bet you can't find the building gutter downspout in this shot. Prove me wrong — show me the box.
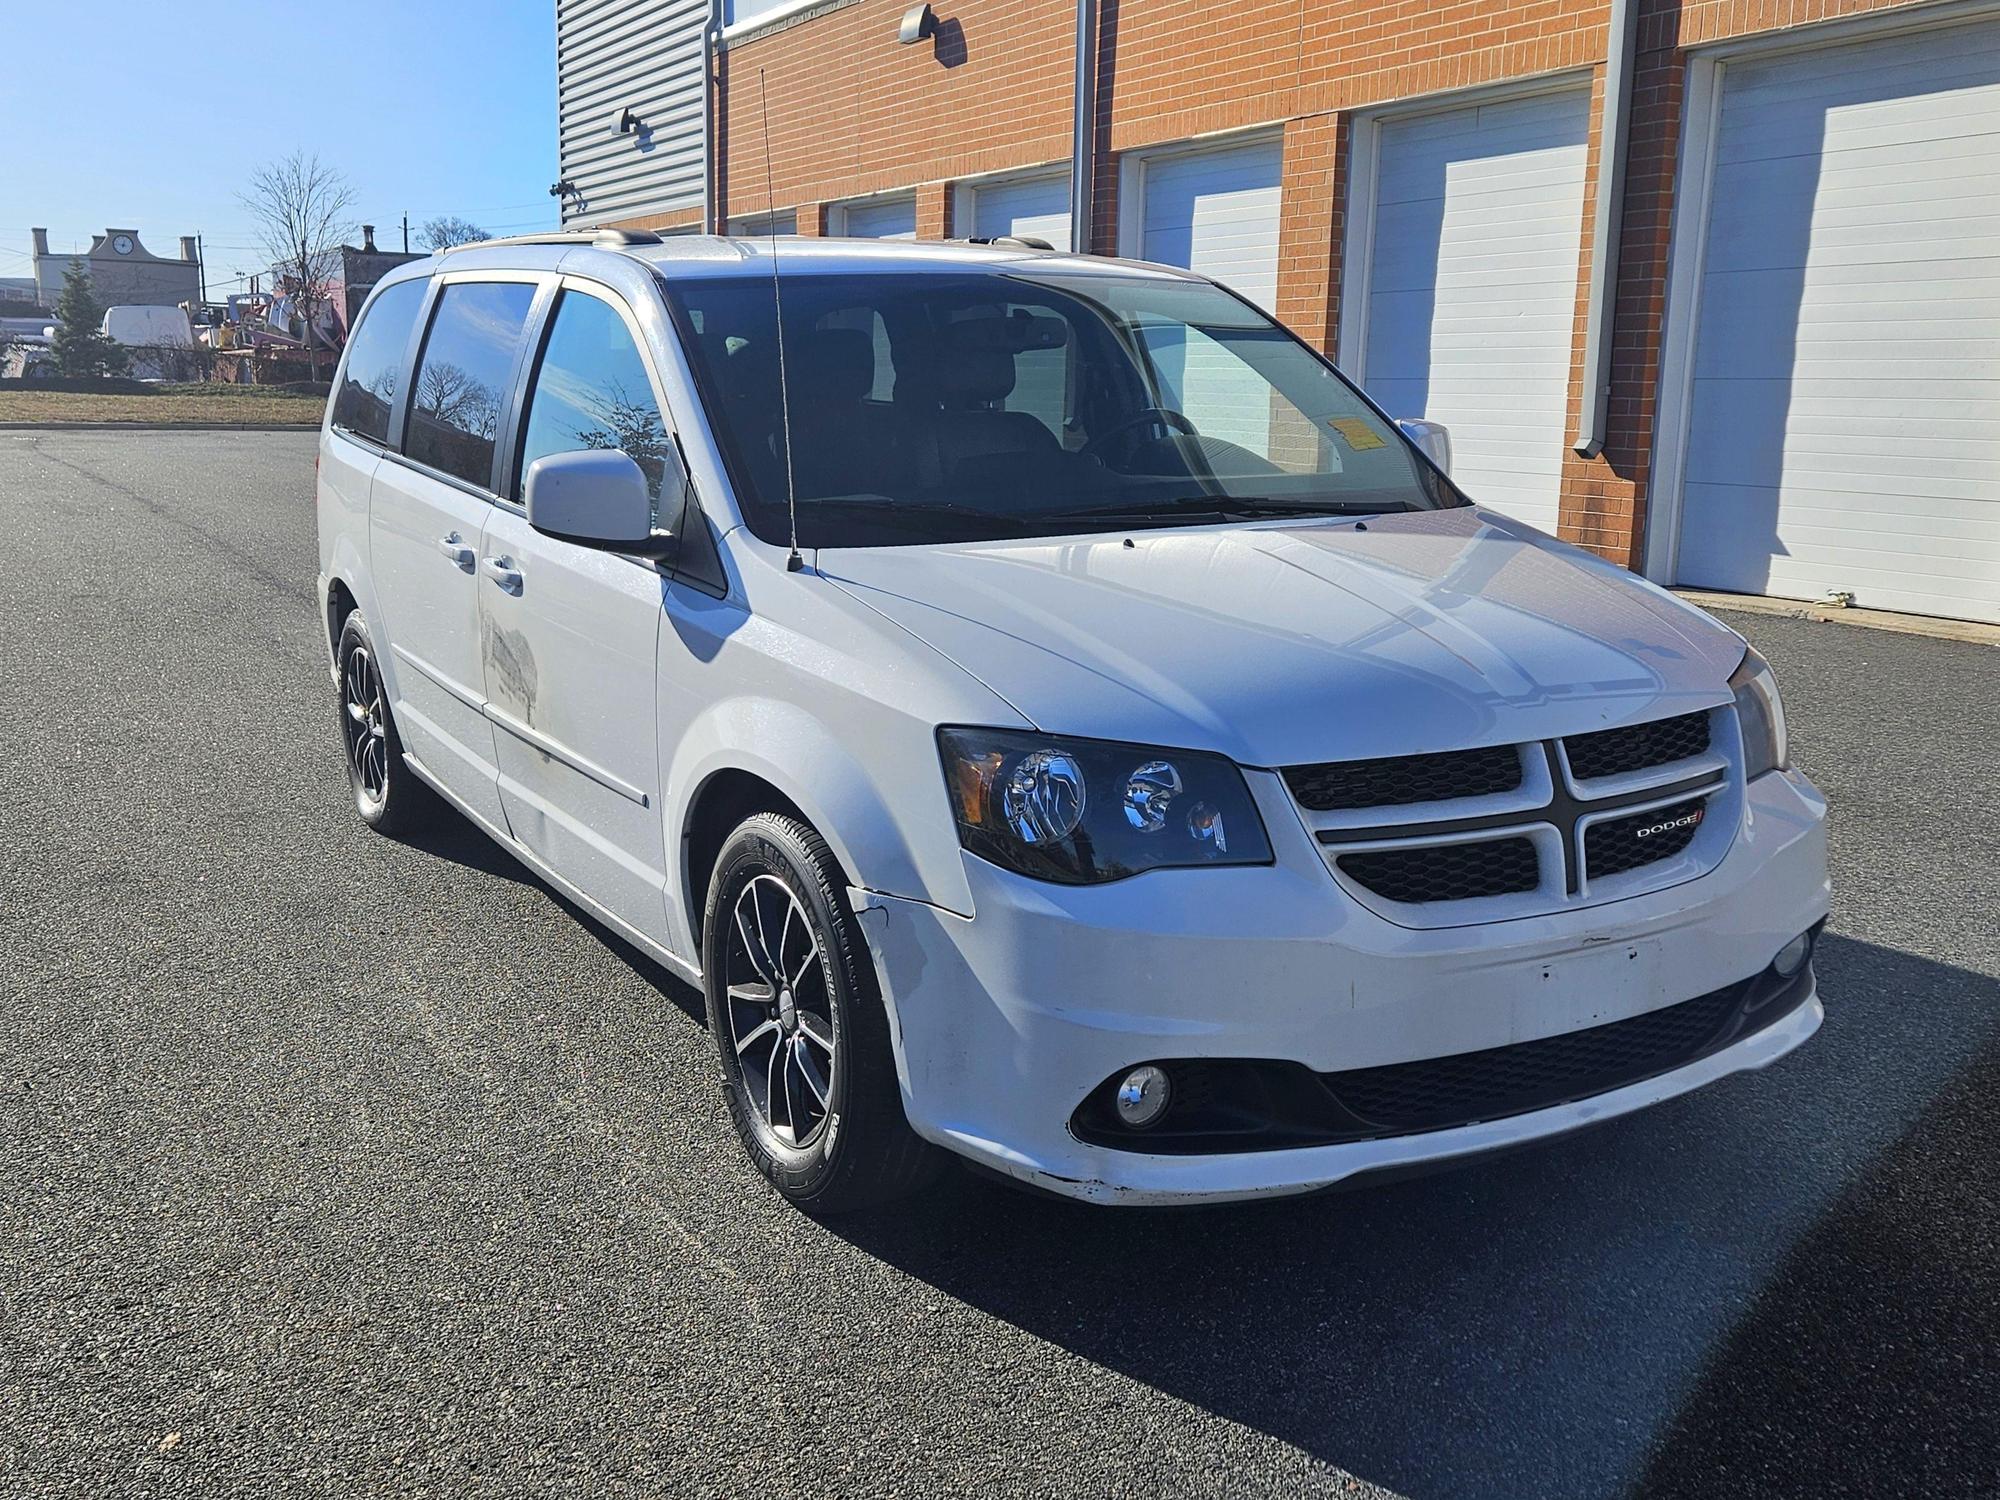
[1069,0,1098,254]
[1573,0,1640,458]
[703,0,722,232]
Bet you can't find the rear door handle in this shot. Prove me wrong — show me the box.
[483,556,524,595]
[437,532,475,571]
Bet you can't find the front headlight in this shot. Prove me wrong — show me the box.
[938,727,1273,884]
[1729,645,1789,779]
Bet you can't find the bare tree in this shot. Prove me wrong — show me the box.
[418,216,491,251]
[239,151,354,379]
[417,360,498,437]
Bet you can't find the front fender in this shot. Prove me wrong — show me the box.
[663,695,975,958]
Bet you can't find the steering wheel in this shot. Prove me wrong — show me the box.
[1081,406,1199,460]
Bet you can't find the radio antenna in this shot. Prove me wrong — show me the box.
[757,69,804,573]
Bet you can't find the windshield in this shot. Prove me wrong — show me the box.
[661,268,1464,547]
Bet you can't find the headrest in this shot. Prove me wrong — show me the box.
[721,335,773,401]
[935,347,1016,405]
[793,327,874,402]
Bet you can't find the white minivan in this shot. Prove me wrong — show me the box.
[316,230,1829,1211]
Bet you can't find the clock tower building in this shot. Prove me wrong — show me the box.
[28,226,201,311]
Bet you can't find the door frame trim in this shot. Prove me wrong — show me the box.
[1643,0,2000,583]
[1334,69,1593,378]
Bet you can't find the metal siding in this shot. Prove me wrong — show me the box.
[557,0,708,225]
[1678,20,2000,624]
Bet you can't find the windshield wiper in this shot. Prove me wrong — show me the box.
[1036,496,1413,526]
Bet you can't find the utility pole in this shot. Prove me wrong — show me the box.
[401,213,409,253]
[196,234,207,303]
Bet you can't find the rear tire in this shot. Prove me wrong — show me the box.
[703,812,944,1213]
[334,611,437,836]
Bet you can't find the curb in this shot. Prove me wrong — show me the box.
[1678,589,1999,648]
[0,422,321,432]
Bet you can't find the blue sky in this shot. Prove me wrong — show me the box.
[0,1,558,295]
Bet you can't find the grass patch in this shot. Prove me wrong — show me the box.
[0,385,325,426]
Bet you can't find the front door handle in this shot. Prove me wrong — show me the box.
[483,556,524,595]
[437,532,475,572]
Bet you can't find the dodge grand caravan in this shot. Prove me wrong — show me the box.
[316,230,1829,1210]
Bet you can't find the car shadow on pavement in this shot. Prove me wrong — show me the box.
[823,933,2000,1499]
[395,812,544,889]
[1634,1029,1999,1499]
[391,815,712,1026]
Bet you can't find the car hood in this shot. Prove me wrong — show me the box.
[818,507,1746,767]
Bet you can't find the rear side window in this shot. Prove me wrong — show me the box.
[330,279,427,445]
[518,289,675,524]
[406,281,537,488]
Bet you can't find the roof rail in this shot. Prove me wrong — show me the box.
[958,234,1058,252]
[440,227,666,255]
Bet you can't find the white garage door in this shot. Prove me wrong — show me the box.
[1137,137,1282,311]
[1136,138,1283,453]
[726,209,795,237]
[840,196,917,239]
[1675,21,2000,623]
[1357,90,1590,535]
[966,171,1071,248]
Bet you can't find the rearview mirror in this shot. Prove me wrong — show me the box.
[1396,418,1452,477]
[524,448,678,555]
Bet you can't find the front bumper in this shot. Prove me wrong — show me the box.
[852,766,1830,1206]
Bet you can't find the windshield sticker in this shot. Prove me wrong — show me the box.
[1328,417,1387,451]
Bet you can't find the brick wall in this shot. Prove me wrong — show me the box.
[607,0,1940,568]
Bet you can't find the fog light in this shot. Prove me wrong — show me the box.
[1773,930,1813,978]
[1114,1065,1172,1129]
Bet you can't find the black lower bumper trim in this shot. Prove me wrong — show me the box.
[1072,937,1820,1156]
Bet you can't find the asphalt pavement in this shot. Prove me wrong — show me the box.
[1,429,1993,1498]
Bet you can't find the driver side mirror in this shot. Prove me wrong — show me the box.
[524,447,678,555]
[1396,418,1452,476]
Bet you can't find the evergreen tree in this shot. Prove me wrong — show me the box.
[49,260,129,379]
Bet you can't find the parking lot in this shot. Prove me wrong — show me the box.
[2,428,1994,1498]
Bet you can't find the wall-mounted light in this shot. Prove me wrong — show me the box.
[618,106,645,135]
[548,180,577,199]
[898,3,937,45]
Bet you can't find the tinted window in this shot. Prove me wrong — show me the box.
[518,290,676,526]
[406,281,537,488]
[330,279,426,445]
[663,271,1461,549]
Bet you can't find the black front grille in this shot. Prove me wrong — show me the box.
[1324,978,1749,1133]
[1584,796,1708,880]
[1284,743,1522,812]
[1337,836,1538,904]
[1564,710,1711,780]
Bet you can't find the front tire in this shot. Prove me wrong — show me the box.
[334,610,436,835]
[702,812,942,1213]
